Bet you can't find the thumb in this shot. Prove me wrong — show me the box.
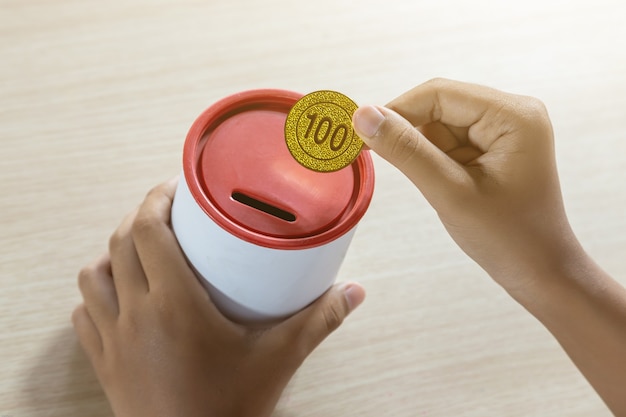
[280,282,365,355]
[353,105,468,200]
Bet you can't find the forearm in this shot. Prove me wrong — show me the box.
[506,248,626,416]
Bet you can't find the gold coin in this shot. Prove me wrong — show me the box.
[285,90,363,172]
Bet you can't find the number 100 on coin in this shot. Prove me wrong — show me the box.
[285,91,364,173]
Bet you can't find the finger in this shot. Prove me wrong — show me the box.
[77,254,119,327]
[277,282,365,359]
[418,122,468,153]
[386,78,495,126]
[109,207,150,308]
[72,304,103,360]
[131,177,204,296]
[387,78,518,152]
[353,105,471,202]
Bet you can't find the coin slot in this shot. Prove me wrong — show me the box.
[231,192,296,222]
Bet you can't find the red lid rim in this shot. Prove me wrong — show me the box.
[182,89,375,250]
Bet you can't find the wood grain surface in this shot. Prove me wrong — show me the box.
[1,0,625,415]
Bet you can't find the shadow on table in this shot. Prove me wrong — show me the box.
[19,326,301,417]
[20,326,111,417]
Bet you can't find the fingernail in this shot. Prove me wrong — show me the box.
[353,106,385,139]
[342,283,366,312]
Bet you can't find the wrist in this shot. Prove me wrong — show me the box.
[499,239,601,322]
[489,228,590,310]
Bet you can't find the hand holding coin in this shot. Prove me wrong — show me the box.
[285,91,364,172]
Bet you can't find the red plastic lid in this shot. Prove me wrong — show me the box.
[183,89,375,249]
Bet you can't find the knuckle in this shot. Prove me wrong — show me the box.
[131,183,171,240]
[77,265,95,291]
[506,95,553,139]
[523,97,548,119]
[145,183,164,200]
[422,78,446,122]
[131,210,159,240]
[109,209,137,253]
[71,304,85,326]
[512,95,549,122]
[322,301,346,334]
[389,124,420,171]
[108,228,124,252]
[524,96,548,114]
[424,77,449,88]
[488,95,550,133]
[144,182,172,205]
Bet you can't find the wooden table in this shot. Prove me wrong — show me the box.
[2,0,625,415]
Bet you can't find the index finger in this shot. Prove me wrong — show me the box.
[386,78,508,128]
[131,176,205,297]
[386,78,521,153]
